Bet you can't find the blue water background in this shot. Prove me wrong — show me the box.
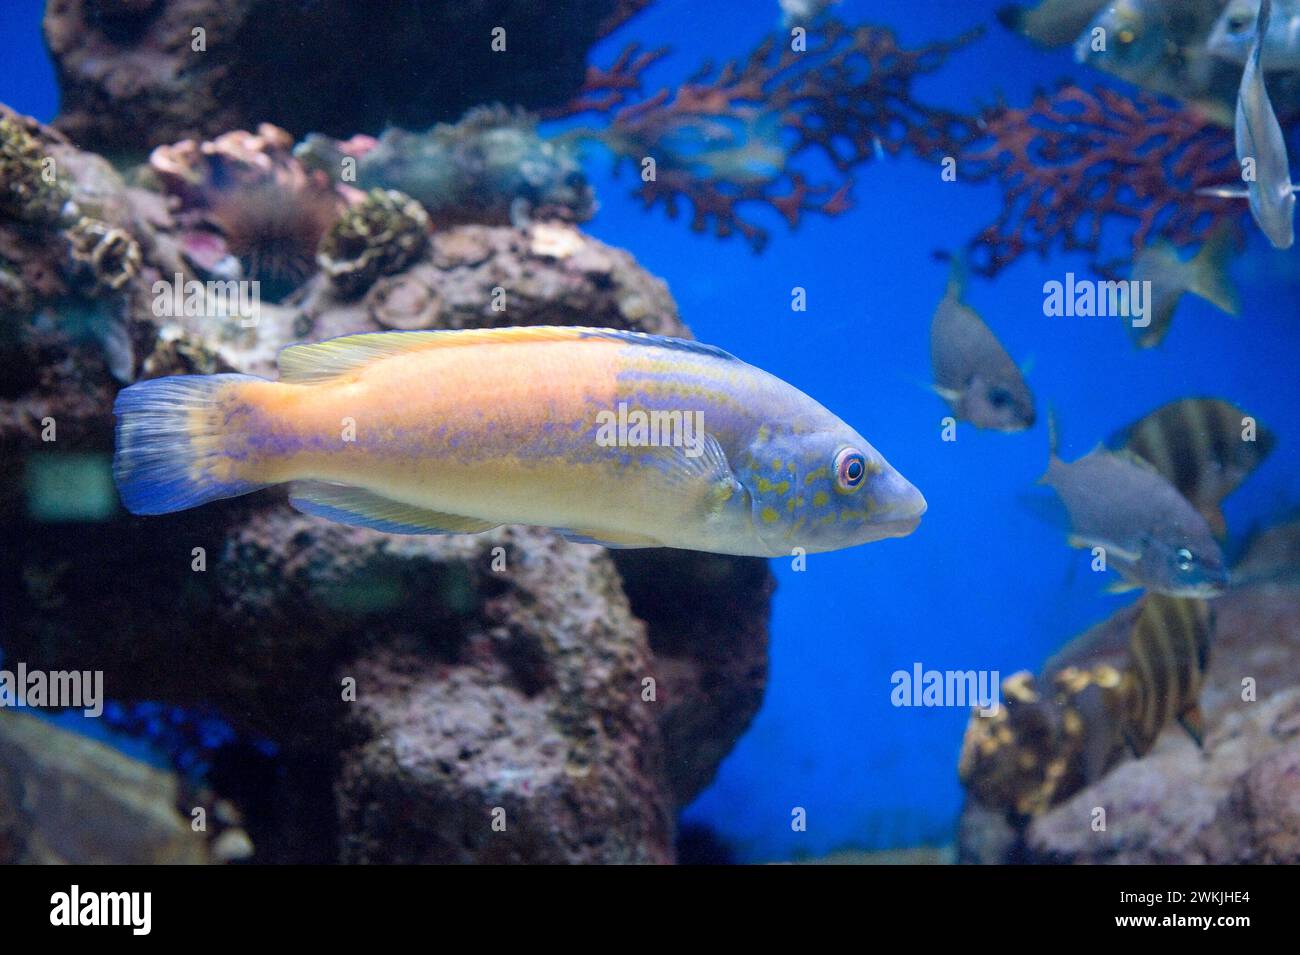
[3,0,1298,862]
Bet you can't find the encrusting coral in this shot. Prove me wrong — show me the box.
[318,189,431,298]
[64,217,143,295]
[0,113,70,225]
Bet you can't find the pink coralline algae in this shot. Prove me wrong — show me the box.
[958,84,1243,276]
[550,20,982,251]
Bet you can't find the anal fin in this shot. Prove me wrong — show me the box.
[557,527,665,549]
[289,481,499,536]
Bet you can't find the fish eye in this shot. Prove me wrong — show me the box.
[987,386,1013,409]
[1228,15,1250,33]
[834,447,867,493]
[1175,547,1196,572]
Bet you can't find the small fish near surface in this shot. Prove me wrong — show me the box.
[1045,592,1214,757]
[1198,0,1300,249]
[1036,420,1229,597]
[1127,224,1240,348]
[1110,397,1275,538]
[112,326,926,558]
[930,254,1036,432]
[1207,0,1300,70]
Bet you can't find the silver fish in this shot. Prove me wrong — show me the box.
[1038,425,1229,597]
[1207,0,1300,69]
[930,256,1036,432]
[1198,0,1300,249]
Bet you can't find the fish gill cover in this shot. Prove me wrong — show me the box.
[0,0,1297,871]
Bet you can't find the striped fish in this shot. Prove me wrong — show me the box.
[1111,397,1274,538]
[1047,594,1213,756]
[112,326,926,557]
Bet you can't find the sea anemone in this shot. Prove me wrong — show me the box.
[204,179,344,299]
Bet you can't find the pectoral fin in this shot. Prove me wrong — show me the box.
[289,481,499,536]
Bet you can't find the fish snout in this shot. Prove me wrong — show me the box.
[867,465,927,539]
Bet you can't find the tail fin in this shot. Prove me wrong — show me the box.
[113,374,270,515]
[1187,224,1240,315]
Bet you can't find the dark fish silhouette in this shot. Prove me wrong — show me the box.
[1046,593,1213,756]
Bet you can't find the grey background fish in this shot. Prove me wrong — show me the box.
[1041,440,1229,596]
[931,256,1036,431]
[1111,397,1275,537]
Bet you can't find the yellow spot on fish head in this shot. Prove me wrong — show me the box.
[812,490,829,508]
[760,506,780,524]
[771,458,782,472]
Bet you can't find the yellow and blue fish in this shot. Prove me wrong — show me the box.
[113,326,926,557]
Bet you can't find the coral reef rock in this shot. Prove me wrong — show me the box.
[958,521,1300,864]
[0,711,222,864]
[1,178,773,861]
[45,0,621,154]
[296,105,594,230]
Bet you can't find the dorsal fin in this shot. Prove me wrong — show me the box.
[276,326,739,384]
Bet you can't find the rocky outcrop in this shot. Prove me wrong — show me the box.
[0,108,773,862]
[44,0,620,155]
[0,711,248,864]
[958,523,1300,864]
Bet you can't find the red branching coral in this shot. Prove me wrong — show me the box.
[596,0,655,40]
[550,20,981,251]
[959,84,1241,276]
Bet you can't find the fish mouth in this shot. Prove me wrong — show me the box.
[1164,578,1229,599]
[868,479,927,540]
[872,511,924,540]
